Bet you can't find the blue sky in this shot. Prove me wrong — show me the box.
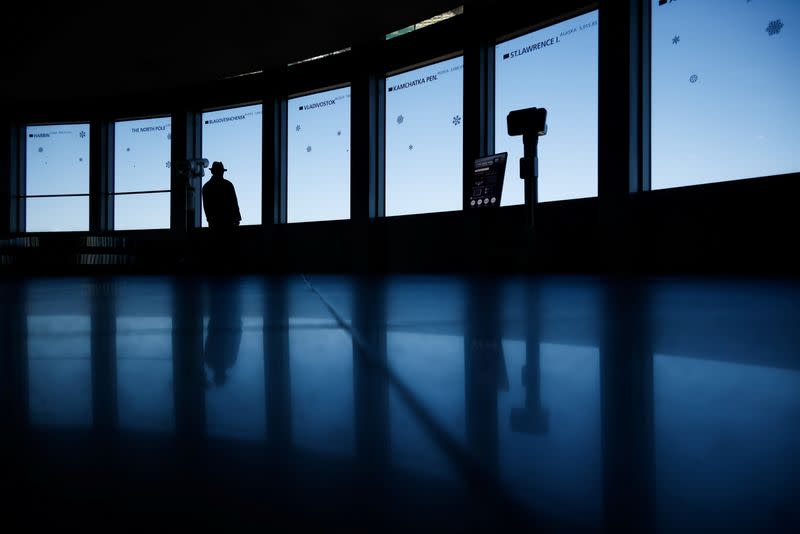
[651,0,799,189]
[25,124,90,232]
[386,56,464,216]
[495,10,599,205]
[114,116,172,230]
[288,88,351,223]
[202,104,263,226]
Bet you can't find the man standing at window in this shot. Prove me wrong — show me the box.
[202,161,241,229]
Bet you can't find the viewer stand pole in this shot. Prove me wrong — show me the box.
[520,133,540,229]
[506,106,546,230]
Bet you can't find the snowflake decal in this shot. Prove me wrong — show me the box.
[296,125,301,131]
[397,115,404,125]
[766,19,783,36]
[166,161,171,168]
[409,144,413,151]
[38,147,43,153]
[306,145,312,153]
[452,115,462,126]
[79,130,86,138]
[672,35,680,45]
[689,74,698,83]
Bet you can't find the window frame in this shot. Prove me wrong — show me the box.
[111,114,173,231]
[21,121,92,233]
[200,100,264,228]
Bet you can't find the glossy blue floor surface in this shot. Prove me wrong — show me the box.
[1,275,799,531]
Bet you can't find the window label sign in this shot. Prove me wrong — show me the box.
[469,153,507,209]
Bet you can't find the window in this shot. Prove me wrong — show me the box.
[25,124,90,232]
[386,6,464,40]
[287,86,351,223]
[202,104,263,227]
[385,56,464,216]
[495,11,599,205]
[287,48,351,67]
[114,117,171,230]
[651,0,800,189]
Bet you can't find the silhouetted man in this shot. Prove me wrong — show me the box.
[202,161,241,229]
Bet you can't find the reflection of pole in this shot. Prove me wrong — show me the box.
[90,278,118,478]
[91,278,117,434]
[510,280,548,435]
[0,279,29,495]
[0,278,28,431]
[264,277,292,508]
[465,278,505,473]
[172,277,206,448]
[266,277,291,453]
[601,280,654,532]
[353,277,390,524]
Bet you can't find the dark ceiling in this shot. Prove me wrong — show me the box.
[3,0,464,104]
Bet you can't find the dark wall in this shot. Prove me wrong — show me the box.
[2,171,797,275]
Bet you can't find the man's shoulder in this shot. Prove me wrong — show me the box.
[203,179,222,191]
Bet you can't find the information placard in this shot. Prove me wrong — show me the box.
[469,153,507,208]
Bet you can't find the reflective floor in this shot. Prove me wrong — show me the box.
[1,275,799,531]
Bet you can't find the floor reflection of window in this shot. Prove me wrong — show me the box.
[204,316,265,441]
[117,316,174,433]
[27,315,92,427]
[498,342,601,525]
[389,332,465,481]
[655,354,800,531]
[290,317,354,457]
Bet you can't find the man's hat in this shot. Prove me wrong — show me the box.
[210,161,227,174]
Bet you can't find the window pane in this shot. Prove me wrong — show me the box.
[114,117,171,193]
[386,57,464,216]
[114,192,170,230]
[26,196,89,232]
[25,124,90,196]
[287,87,351,223]
[202,104,262,227]
[652,0,800,189]
[495,11,598,204]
